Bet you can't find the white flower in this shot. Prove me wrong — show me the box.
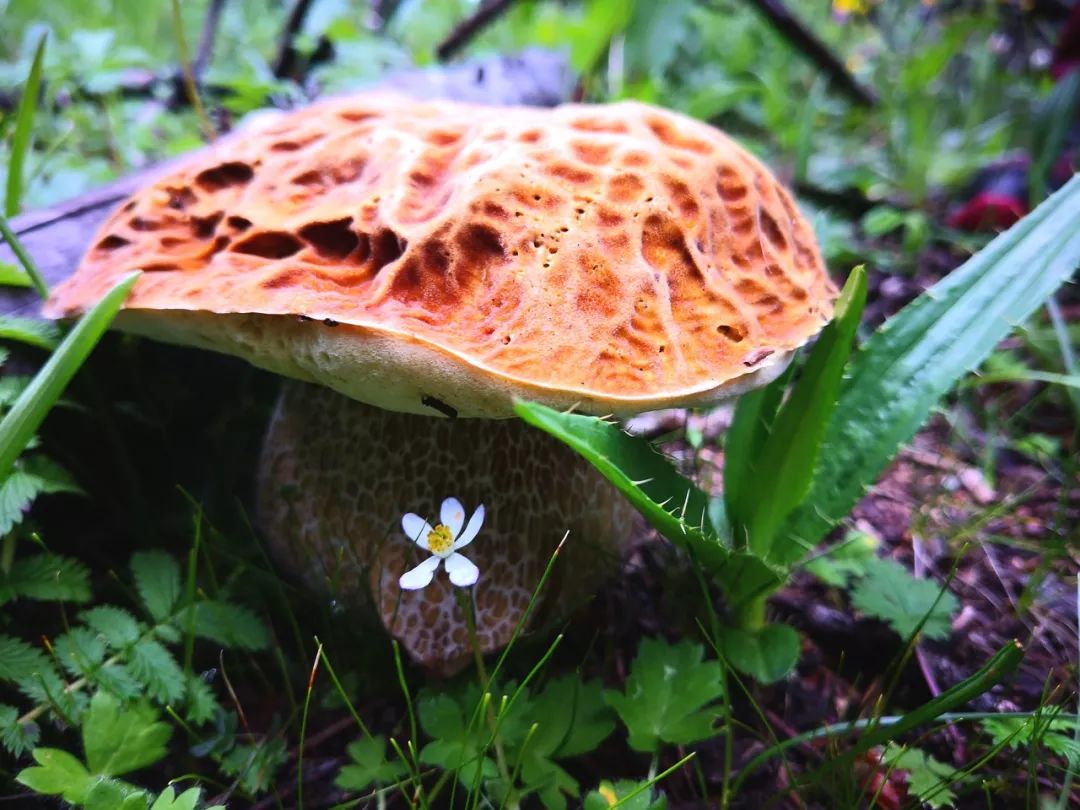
[398,497,484,590]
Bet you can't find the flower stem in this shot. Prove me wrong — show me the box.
[457,589,513,801]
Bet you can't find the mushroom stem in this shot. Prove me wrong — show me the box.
[257,380,637,672]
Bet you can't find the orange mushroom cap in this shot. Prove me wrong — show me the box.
[45,94,836,417]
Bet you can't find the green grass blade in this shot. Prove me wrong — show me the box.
[963,368,1080,391]
[742,267,866,558]
[733,640,1024,791]
[780,175,1080,562]
[0,272,138,480]
[5,34,46,219]
[0,211,49,301]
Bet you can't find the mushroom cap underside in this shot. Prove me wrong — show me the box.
[45,94,837,417]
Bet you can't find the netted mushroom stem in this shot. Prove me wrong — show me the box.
[257,380,637,672]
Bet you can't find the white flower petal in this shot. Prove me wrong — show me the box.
[445,552,479,587]
[440,497,466,538]
[399,555,441,590]
[452,504,485,550]
[401,513,433,549]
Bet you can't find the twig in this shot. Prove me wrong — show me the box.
[193,0,229,78]
[273,0,318,80]
[729,0,878,108]
[371,0,406,32]
[436,0,518,62]
[912,535,968,763]
[170,0,216,141]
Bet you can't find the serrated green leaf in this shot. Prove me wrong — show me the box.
[82,777,150,810]
[82,691,171,777]
[218,737,287,794]
[716,623,800,684]
[82,605,144,649]
[509,677,614,807]
[0,455,82,535]
[604,638,724,752]
[850,558,958,640]
[17,747,91,804]
[738,267,866,557]
[980,714,1078,757]
[184,672,221,725]
[53,627,107,679]
[336,735,408,791]
[803,530,879,587]
[151,786,212,810]
[0,471,41,535]
[515,403,717,554]
[92,662,144,701]
[0,552,92,604]
[129,638,185,704]
[513,401,784,607]
[16,666,85,723]
[0,316,61,351]
[0,272,139,483]
[20,455,81,492]
[531,675,614,759]
[0,703,38,756]
[418,691,498,783]
[0,633,53,682]
[182,600,270,650]
[0,375,30,409]
[130,550,182,622]
[781,176,1080,560]
[883,743,957,809]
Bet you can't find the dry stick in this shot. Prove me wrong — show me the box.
[436,0,519,62]
[193,0,229,79]
[170,0,216,141]
[911,535,968,763]
[273,0,318,80]
[371,0,406,32]
[729,0,878,108]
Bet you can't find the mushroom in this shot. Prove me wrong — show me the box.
[43,93,836,671]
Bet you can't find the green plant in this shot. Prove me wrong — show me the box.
[518,174,1080,682]
[16,692,224,810]
[605,639,723,757]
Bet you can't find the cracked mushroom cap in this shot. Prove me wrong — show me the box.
[44,94,836,417]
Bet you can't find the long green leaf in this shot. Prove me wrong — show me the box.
[513,401,785,606]
[5,34,46,219]
[515,403,716,551]
[0,272,139,481]
[722,364,791,541]
[779,175,1080,563]
[742,267,866,557]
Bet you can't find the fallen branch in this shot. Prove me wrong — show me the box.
[730,0,878,108]
[437,0,519,62]
[272,0,318,80]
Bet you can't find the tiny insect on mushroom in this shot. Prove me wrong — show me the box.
[42,93,837,672]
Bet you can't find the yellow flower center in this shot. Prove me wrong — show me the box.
[427,524,454,555]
